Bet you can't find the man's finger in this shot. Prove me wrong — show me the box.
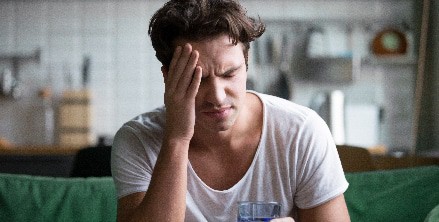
[167,44,192,92]
[187,66,202,98]
[176,49,199,96]
[166,45,182,89]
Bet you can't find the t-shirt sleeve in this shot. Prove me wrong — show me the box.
[111,124,154,199]
[293,111,349,209]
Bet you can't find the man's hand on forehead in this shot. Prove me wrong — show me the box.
[163,43,202,142]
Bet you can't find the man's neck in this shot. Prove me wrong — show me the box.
[190,92,262,154]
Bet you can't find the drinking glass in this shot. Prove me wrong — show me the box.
[237,201,281,222]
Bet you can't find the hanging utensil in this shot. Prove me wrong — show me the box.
[81,56,91,88]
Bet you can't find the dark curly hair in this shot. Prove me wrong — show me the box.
[148,0,265,69]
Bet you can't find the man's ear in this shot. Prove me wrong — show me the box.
[161,66,168,83]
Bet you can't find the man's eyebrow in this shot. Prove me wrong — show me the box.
[220,63,244,76]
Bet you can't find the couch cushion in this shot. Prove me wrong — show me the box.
[1,166,438,221]
[0,173,116,222]
[345,166,439,222]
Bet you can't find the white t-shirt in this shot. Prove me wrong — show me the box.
[111,92,349,221]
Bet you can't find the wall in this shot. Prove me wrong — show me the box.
[242,0,417,151]
[0,1,165,145]
[0,0,417,150]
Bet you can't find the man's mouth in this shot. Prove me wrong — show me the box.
[202,107,232,119]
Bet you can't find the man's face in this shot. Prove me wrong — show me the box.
[179,34,248,133]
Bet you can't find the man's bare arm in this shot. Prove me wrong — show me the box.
[298,194,350,222]
[116,43,202,222]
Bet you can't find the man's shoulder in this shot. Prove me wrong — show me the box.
[254,92,316,120]
[121,106,166,133]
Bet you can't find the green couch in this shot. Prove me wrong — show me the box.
[345,166,439,222]
[0,166,438,222]
[0,175,116,222]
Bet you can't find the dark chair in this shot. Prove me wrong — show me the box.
[337,145,376,172]
[70,145,112,177]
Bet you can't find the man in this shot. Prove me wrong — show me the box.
[111,0,350,221]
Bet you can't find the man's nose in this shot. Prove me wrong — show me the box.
[205,77,226,106]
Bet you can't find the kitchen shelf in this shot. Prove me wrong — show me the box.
[0,48,40,62]
[0,48,41,98]
[0,48,41,77]
[361,55,417,66]
[296,57,354,83]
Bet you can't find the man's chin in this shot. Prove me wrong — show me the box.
[195,118,235,134]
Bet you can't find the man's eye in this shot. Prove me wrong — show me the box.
[224,71,236,78]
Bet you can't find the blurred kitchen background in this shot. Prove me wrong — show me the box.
[0,0,437,156]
